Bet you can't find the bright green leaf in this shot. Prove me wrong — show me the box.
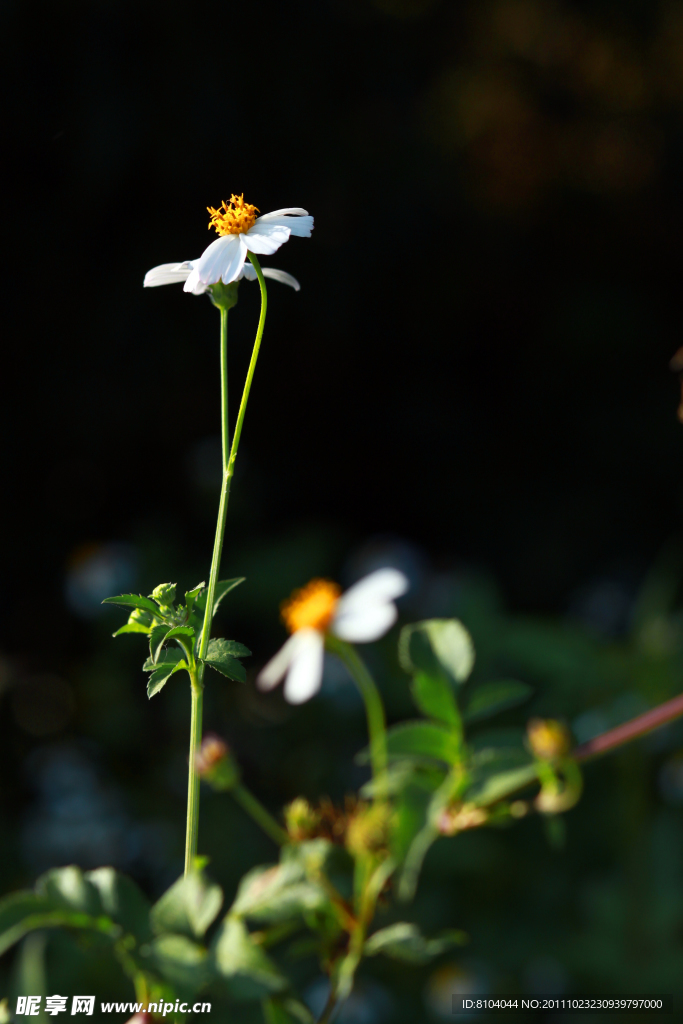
[85,868,152,943]
[147,655,187,697]
[410,671,461,726]
[193,578,245,619]
[400,620,475,684]
[151,870,223,940]
[212,916,288,1001]
[364,922,467,964]
[112,622,151,637]
[203,638,251,684]
[185,582,206,616]
[463,680,533,723]
[102,594,160,616]
[231,863,327,925]
[35,867,102,917]
[151,625,195,663]
[380,722,461,763]
[152,934,208,995]
[142,648,182,673]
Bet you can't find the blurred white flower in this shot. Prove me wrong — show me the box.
[257,569,408,705]
[144,260,300,295]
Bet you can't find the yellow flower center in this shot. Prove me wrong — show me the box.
[281,579,341,634]
[207,194,259,236]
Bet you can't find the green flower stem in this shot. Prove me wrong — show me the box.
[197,254,268,665]
[326,636,387,785]
[184,666,203,875]
[232,783,289,846]
[184,258,268,874]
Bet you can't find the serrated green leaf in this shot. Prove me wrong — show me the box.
[151,625,195,663]
[85,868,152,943]
[194,578,245,618]
[464,680,533,723]
[203,638,250,684]
[231,863,328,925]
[212,916,288,1001]
[400,619,475,684]
[148,656,187,697]
[113,622,152,637]
[152,934,208,995]
[410,671,460,726]
[361,722,460,764]
[364,922,467,964]
[185,582,206,616]
[151,870,223,939]
[103,594,160,616]
[142,648,183,672]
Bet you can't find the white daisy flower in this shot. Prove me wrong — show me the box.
[143,260,300,295]
[257,569,409,705]
[175,193,313,294]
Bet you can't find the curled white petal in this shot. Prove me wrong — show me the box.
[332,601,398,643]
[336,569,409,617]
[283,630,325,704]
[261,267,301,291]
[257,208,309,220]
[257,630,313,691]
[254,214,313,238]
[244,222,292,255]
[144,262,194,288]
[183,266,208,295]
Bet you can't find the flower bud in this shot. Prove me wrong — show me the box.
[152,582,176,608]
[527,718,571,762]
[195,734,240,791]
[284,798,321,842]
[345,802,392,858]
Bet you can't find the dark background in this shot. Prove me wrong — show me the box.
[3,0,683,1018]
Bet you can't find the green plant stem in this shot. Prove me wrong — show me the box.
[232,784,289,846]
[198,254,268,665]
[326,637,387,785]
[220,306,229,473]
[184,668,203,875]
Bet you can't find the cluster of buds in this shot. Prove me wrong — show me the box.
[195,734,240,791]
[284,798,323,842]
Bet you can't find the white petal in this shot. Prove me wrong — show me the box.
[257,630,312,690]
[282,630,325,704]
[262,268,301,291]
[336,568,409,617]
[244,222,291,255]
[144,262,193,287]
[194,233,248,286]
[254,214,313,238]
[257,208,309,220]
[183,266,208,295]
[241,264,257,281]
[332,602,398,643]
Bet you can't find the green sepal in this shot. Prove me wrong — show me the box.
[208,280,240,311]
[202,638,251,684]
[103,594,160,616]
[148,654,187,697]
[463,680,533,723]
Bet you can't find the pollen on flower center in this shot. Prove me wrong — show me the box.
[281,579,341,634]
[207,194,259,236]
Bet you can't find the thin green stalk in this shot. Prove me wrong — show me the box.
[326,637,387,784]
[198,254,268,664]
[184,668,203,875]
[232,784,289,846]
[220,306,229,473]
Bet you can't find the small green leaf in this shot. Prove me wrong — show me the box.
[149,623,170,663]
[85,868,152,943]
[152,933,208,995]
[194,578,246,618]
[152,625,195,662]
[365,922,467,964]
[381,722,461,763]
[231,864,327,925]
[410,671,460,726]
[151,870,223,940]
[185,582,206,616]
[113,622,151,637]
[463,680,533,723]
[142,648,183,673]
[400,620,475,684]
[203,638,251,684]
[147,656,187,697]
[103,594,160,616]
[212,916,288,1001]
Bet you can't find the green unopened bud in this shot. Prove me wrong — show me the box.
[195,734,240,791]
[527,718,572,762]
[152,582,177,608]
[346,802,392,858]
[284,798,321,842]
[208,280,240,311]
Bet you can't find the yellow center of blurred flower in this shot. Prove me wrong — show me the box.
[527,718,571,761]
[281,579,341,634]
[207,194,259,236]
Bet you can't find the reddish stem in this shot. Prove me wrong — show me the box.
[573,692,683,762]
